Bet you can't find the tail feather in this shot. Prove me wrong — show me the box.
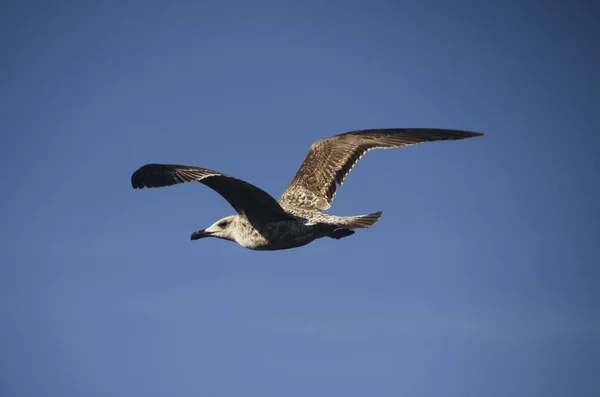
[336,211,383,229]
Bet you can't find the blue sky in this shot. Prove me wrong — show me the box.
[1,1,599,396]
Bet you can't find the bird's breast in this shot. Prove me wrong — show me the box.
[236,220,321,251]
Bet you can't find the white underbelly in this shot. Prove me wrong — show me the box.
[239,223,323,251]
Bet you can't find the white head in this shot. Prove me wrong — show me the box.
[190,215,238,242]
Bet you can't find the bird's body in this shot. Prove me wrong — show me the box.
[131,128,483,251]
[193,216,336,251]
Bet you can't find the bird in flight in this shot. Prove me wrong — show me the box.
[131,128,483,250]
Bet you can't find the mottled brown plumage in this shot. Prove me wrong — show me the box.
[278,128,483,211]
[131,128,483,250]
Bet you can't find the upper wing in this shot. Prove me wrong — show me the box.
[279,128,483,210]
[131,164,292,223]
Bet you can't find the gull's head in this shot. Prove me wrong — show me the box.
[190,215,238,242]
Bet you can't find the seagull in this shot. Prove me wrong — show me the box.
[131,128,483,250]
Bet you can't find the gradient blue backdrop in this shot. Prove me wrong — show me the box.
[2,1,599,396]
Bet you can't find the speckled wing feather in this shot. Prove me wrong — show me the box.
[279,128,483,210]
[132,164,292,223]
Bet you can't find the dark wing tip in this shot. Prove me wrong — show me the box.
[398,128,485,142]
[462,130,484,138]
[131,172,145,189]
[407,128,484,139]
[131,163,176,189]
[131,165,146,189]
[338,128,484,139]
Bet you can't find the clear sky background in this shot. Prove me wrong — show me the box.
[1,1,599,396]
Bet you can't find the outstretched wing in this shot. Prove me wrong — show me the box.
[279,128,483,210]
[132,164,292,223]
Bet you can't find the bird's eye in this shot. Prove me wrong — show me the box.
[218,221,228,228]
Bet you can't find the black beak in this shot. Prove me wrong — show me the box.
[190,229,212,240]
